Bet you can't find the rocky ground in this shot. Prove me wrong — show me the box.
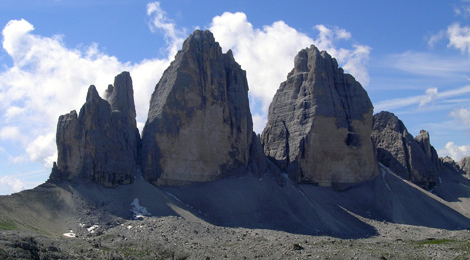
[2,215,470,260]
[2,168,470,260]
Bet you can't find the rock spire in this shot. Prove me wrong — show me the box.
[141,30,253,186]
[50,72,140,187]
[261,45,379,188]
[371,111,440,189]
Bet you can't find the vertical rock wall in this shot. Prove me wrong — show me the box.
[261,46,379,188]
[50,72,139,187]
[141,30,253,186]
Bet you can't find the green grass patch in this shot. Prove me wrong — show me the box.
[419,238,454,245]
[0,221,16,230]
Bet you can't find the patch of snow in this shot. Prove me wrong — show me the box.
[127,225,133,230]
[87,225,99,233]
[63,230,76,238]
[79,223,85,228]
[131,198,151,220]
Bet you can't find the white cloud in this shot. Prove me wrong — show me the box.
[0,126,22,141]
[0,175,27,195]
[210,12,371,132]
[450,105,470,127]
[210,12,313,114]
[454,2,470,18]
[447,23,470,55]
[147,2,186,58]
[387,51,470,77]
[419,87,438,107]
[427,30,446,49]
[0,2,184,168]
[375,85,470,112]
[312,25,371,86]
[444,141,470,161]
[252,113,267,134]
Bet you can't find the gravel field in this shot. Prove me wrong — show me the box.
[2,168,470,259]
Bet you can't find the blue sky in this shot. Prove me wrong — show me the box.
[1,0,470,195]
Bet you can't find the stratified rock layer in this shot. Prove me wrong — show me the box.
[372,111,440,189]
[141,30,253,186]
[261,45,379,188]
[50,72,139,187]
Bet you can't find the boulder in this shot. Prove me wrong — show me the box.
[261,45,379,188]
[141,30,253,186]
[50,72,139,187]
[371,111,440,189]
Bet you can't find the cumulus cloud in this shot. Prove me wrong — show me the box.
[209,12,370,132]
[447,23,470,55]
[210,12,313,117]
[0,176,27,195]
[312,25,371,86]
[444,141,470,161]
[0,3,183,168]
[450,105,470,127]
[427,21,470,56]
[0,126,22,141]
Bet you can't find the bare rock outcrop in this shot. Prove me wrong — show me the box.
[441,156,464,175]
[141,30,253,186]
[459,157,470,176]
[261,45,379,188]
[372,111,440,189]
[50,72,140,187]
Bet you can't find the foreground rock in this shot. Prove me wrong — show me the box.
[50,72,140,187]
[372,111,440,190]
[141,30,253,186]
[261,45,378,188]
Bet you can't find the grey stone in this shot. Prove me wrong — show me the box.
[441,156,464,175]
[371,111,440,190]
[261,45,379,188]
[141,30,253,186]
[459,157,470,176]
[50,71,139,187]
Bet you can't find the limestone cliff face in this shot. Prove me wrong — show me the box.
[141,30,253,186]
[371,111,440,190]
[50,72,140,187]
[261,45,379,188]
